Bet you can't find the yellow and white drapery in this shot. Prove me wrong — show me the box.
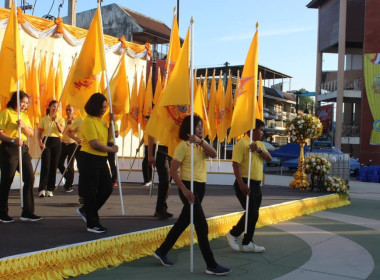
[364,53,380,145]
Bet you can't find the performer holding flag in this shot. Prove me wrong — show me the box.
[153,115,230,276]
[0,92,42,222]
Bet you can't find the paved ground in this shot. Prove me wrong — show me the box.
[1,176,379,280]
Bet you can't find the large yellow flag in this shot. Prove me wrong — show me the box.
[108,54,130,116]
[203,69,209,109]
[207,70,217,141]
[153,67,163,105]
[224,70,233,134]
[142,67,153,130]
[216,71,226,142]
[257,72,264,121]
[163,11,180,89]
[228,27,259,142]
[26,49,41,124]
[46,57,56,102]
[129,71,139,137]
[0,2,26,98]
[137,70,146,126]
[61,4,106,111]
[146,28,190,157]
[194,83,210,137]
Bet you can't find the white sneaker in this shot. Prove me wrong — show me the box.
[225,232,240,251]
[241,241,265,253]
[46,191,54,197]
[38,190,46,198]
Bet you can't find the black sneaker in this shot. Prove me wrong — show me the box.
[77,208,87,223]
[20,213,42,222]
[153,249,173,266]
[65,187,73,193]
[154,211,169,220]
[0,214,15,223]
[87,225,107,233]
[205,264,231,276]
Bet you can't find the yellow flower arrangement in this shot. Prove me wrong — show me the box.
[285,114,323,142]
[304,155,331,175]
[324,176,349,195]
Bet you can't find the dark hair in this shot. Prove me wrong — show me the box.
[85,93,107,116]
[7,91,29,110]
[255,119,265,129]
[46,100,58,115]
[179,115,202,140]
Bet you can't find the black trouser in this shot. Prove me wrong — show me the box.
[107,142,117,183]
[230,178,262,245]
[38,137,61,191]
[79,151,113,228]
[142,145,152,183]
[75,146,83,197]
[155,145,171,213]
[0,143,35,216]
[57,142,77,189]
[158,180,217,268]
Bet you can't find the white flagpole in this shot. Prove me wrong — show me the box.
[16,81,24,207]
[189,17,195,273]
[99,4,125,215]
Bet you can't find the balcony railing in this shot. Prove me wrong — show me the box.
[320,78,362,94]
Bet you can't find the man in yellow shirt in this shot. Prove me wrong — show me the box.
[225,119,272,252]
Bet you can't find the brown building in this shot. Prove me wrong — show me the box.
[307,0,380,164]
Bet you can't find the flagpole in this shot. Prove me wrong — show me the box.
[16,81,24,208]
[99,7,125,215]
[189,17,194,273]
[244,23,259,234]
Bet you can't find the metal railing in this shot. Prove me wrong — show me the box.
[342,125,360,137]
[320,78,362,94]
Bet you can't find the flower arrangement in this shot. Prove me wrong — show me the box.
[285,114,323,142]
[324,176,349,195]
[304,155,331,175]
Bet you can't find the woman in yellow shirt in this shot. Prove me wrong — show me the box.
[38,100,64,197]
[0,91,42,223]
[76,93,118,234]
[153,115,230,276]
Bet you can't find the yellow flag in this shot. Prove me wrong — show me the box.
[216,71,226,142]
[129,71,139,137]
[203,69,208,109]
[153,67,163,105]
[146,28,191,157]
[225,70,233,133]
[257,72,264,121]
[163,11,180,89]
[46,57,56,102]
[0,2,26,98]
[119,113,131,137]
[234,70,240,107]
[194,83,210,137]
[26,49,41,124]
[108,54,130,116]
[142,67,153,130]
[137,70,146,126]
[61,4,106,111]
[207,70,217,141]
[228,28,259,142]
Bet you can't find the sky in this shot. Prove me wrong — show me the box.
[12,0,323,92]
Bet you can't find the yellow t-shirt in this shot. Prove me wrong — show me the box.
[81,115,108,156]
[38,115,64,138]
[0,108,32,141]
[232,135,267,181]
[173,140,207,183]
[63,117,82,144]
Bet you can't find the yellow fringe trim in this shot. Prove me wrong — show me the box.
[0,194,349,280]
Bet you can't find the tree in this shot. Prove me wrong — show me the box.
[298,88,315,113]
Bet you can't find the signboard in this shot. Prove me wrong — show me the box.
[316,104,334,135]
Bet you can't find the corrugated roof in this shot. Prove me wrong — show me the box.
[307,0,329,9]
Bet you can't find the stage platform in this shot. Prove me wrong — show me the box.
[0,176,349,279]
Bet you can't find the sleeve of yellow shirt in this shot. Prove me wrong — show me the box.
[82,117,98,142]
[173,140,186,163]
[0,109,9,130]
[232,138,245,163]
